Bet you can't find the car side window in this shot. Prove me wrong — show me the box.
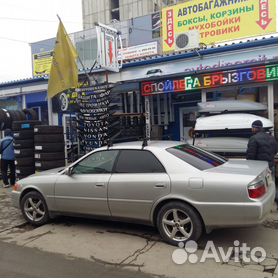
[114,150,165,173]
[72,150,119,174]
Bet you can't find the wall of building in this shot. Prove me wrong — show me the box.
[82,0,112,29]
[82,0,160,29]
[128,14,161,49]
[30,15,153,73]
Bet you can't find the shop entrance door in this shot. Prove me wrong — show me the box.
[179,107,197,142]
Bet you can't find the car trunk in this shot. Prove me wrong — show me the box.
[204,159,269,177]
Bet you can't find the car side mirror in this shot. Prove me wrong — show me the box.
[65,167,73,176]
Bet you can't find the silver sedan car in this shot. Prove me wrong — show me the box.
[12,141,275,246]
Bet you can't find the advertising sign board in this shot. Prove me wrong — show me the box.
[96,23,122,72]
[118,42,158,61]
[141,64,278,96]
[32,51,53,76]
[162,0,276,52]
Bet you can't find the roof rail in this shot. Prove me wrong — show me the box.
[107,139,113,149]
[142,137,149,149]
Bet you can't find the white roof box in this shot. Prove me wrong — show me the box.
[188,137,248,153]
[198,100,267,113]
[195,113,273,131]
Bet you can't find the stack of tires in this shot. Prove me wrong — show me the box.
[0,108,38,130]
[34,126,65,171]
[12,120,41,179]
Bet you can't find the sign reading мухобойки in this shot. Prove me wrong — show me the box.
[162,0,277,52]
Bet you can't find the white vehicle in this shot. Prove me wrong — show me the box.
[195,113,273,132]
[190,113,273,156]
[197,100,267,114]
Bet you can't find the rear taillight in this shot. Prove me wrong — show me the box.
[248,180,266,199]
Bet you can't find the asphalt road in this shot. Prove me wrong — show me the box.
[0,187,277,278]
[0,240,152,278]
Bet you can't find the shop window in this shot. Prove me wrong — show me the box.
[111,0,120,21]
[76,38,97,68]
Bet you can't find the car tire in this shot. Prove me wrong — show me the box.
[14,148,34,157]
[15,157,34,167]
[35,159,65,170]
[34,134,64,143]
[23,108,38,120]
[0,109,12,129]
[16,166,35,175]
[20,191,49,226]
[34,125,63,134]
[17,174,28,180]
[8,110,18,122]
[14,130,34,140]
[12,120,42,131]
[17,110,27,121]
[0,109,10,130]
[34,143,64,152]
[34,152,65,161]
[13,139,34,149]
[156,201,203,246]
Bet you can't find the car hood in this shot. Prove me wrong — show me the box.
[30,167,65,177]
[205,159,268,176]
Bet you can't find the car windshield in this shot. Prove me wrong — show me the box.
[167,144,227,170]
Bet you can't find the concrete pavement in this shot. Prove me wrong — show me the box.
[0,240,151,277]
[0,187,277,278]
[0,186,26,233]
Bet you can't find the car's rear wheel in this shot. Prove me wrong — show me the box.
[157,202,203,246]
[20,191,49,226]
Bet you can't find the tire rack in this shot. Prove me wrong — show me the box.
[76,85,119,154]
[0,108,39,130]
[113,113,145,142]
[34,125,66,171]
[12,121,42,179]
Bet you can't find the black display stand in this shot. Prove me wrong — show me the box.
[76,84,118,154]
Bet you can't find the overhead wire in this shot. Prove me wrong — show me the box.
[0,16,90,26]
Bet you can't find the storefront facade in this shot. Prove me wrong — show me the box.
[140,63,278,141]
[0,37,277,143]
[0,77,49,123]
[105,37,278,142]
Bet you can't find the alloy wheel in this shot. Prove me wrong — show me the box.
[162,208,193,242]
[24,197,45,222]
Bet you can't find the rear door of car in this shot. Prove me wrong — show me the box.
[108,149,171,221]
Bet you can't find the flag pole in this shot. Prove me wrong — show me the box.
[77,56,92,86]
[56,15,92,86]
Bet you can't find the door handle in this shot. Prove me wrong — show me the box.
[95,184,105,187]
[154,184,166,188]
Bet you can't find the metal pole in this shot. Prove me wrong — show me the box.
[145,96,151,140]
[77,56,92,86]
[47,96,53,125]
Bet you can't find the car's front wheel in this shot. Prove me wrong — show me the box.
[157,201,203,246]
[20,191,49,226]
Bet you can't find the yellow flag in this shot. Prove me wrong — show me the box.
[48,20,78,98]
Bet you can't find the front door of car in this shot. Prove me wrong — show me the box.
[108,149,171,221]
[54,150,119,216]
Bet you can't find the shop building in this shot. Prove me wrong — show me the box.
[0,37,278,143]
[102,37,278,141]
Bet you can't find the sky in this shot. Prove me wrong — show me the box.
[0,0,83,83]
